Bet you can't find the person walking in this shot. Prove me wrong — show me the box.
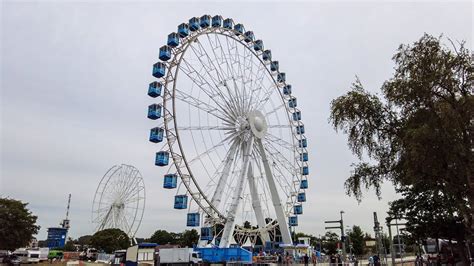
[303,253,309,266]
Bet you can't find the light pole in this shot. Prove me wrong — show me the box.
[340,211,346,260]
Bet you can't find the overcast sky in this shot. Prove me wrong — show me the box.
[1,1,472,241]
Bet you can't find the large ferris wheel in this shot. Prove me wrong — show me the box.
[147,15,309,247]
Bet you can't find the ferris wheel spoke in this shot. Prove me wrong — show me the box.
[175,89,233,124]
[265,133,295,151]
[263,139,298,174]
[177,125,234,131]
[188,136,229,165]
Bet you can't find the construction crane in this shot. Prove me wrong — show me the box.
[61,194,71,229]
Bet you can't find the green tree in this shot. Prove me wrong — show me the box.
[63,240,76,251]
[329,34,473,262]
[348,226,365,255]
[90,228,129,253]
[149,230,175,244]
[322,231,340,255]
[0,198,40,251]
[179,229,199,247]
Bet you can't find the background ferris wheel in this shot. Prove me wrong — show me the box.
[147,15,309,247]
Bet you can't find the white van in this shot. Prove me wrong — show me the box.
[13,249,40,263]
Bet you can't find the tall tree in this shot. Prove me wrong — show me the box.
[348,226,365,255]
[90,228,129,253]
[179,229,199,247]
[149,230,175,245]
[0,198,40,251]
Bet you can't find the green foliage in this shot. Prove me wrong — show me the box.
[90,228,129,253]
[329,33,473,244]
[348,226,365,255]
[149,230,175,244]
[0,198,40,251]
[63,241,76,251]
[179,229,199,247]
[322,231,340,254]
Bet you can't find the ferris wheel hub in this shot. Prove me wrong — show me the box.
[248,110,267,139]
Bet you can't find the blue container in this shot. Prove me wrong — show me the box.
[163,174,177,189]
[152,62,166,78]
[300,179,308,189]
[147,104,162,120]
[155,151,169,166]
[302,166,309,175]
[296,125,305,135]
[159,45,172,61]
[195,247,252,264]
[223,18,234,29]
[289,97,297,108]
[174,195,188,209]
[189,17,200,31]
[270,61,279,72]
[297,192,306,202]
[187,213,200,226]
[244,31,255,43]
[212,15,223,27]
[277,72,286,83]
[149,127,164,143]
[178,23,189,37]
[200,15,211,28]
[254,40,264,51]
[234,23,245,35]
[293,111,301,121]
[289,216,298,226]
[300,152,308,162]
[294,205,303,215]
[299,138,307,148]
[283,85,292,95]
[200,227,213,241]
[167,32,180,47]
[148,81,162,98]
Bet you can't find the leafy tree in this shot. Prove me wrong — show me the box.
[149,230,175,244]
[90,228,129,253]
[322,231,340,255]
[329,34,473,262]
[179,229,199,247]
[348,226,365,255]
[0,198,40,251]
[63,241,76,251]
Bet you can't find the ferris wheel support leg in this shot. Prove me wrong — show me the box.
[210,140,239,208]
[219,136,254,248]
[256,139,293,245]
[247,163,271,243]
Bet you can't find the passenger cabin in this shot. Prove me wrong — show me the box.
[277,72,286,83]
[302,166,309,175]
[155,151,169,166]
[283,85,292,95]
[152,62,166,78]
[163,174,177,189]
[270,61,279,72]
[159,45,172,61]
[147,104,162,120]
[212,15,223,27]
[262,50,272,61]
[254,40,264,51]
[288,97,297,108]
[296,125,305,134]
[234,24,245,35]
[223,18,234,29]
[297,192,306,202]
[174,195,188,209]
[167,32,179,47]
[294,205,303,215]
[200,227,213,241]
[300,179,308,189]
[299,138,307,148]
[200,15,211,28]
[178,23,189,38]
[300,152,308,162]
[189,17,200,31]
[293,111,301,121]
[289,216,298,226]
[149,127,164,143]
[148,81,162,98]
[244,31,255,43]
[187,213,200,227]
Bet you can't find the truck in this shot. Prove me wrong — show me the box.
[158,248,201,265]
[13,249,40,263]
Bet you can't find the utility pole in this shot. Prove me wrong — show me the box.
[373,212,387,265]
[325,210,346,261]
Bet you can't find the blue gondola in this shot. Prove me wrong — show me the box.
[178,23,189,38]
[212,15,222,27]
[167,32,179,47]
[289,97,297,108]
[148,81,162,98]
[155,151,169,166]
[277,72,286,83]
[294,205,303,215]
[300,152,308,162]
[299,138,307,148]
[149,127,164,143]
[159,45,172,61]
[296,125,305,134]
[174,195,188,209]
[302,166,309,175]
[297,192,306,202]
[152,62,166,78]
[283,85,292,95]
[289,216,298,226]
[223,18,234,29]
[163,174,177,189]
[262,50,272,61]
[200,15,211,28]
[270,61,279,72]
[254,40,264,51]
[147,104,162,120]
[293,111,301,121]
[189,17,200,31]
[187,213,200,226]
[244,31,255,43]
[300,179,308,189]
[234,24,245,35]
[200,227,213,241]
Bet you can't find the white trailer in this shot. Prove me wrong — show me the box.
[158,248,201,265]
